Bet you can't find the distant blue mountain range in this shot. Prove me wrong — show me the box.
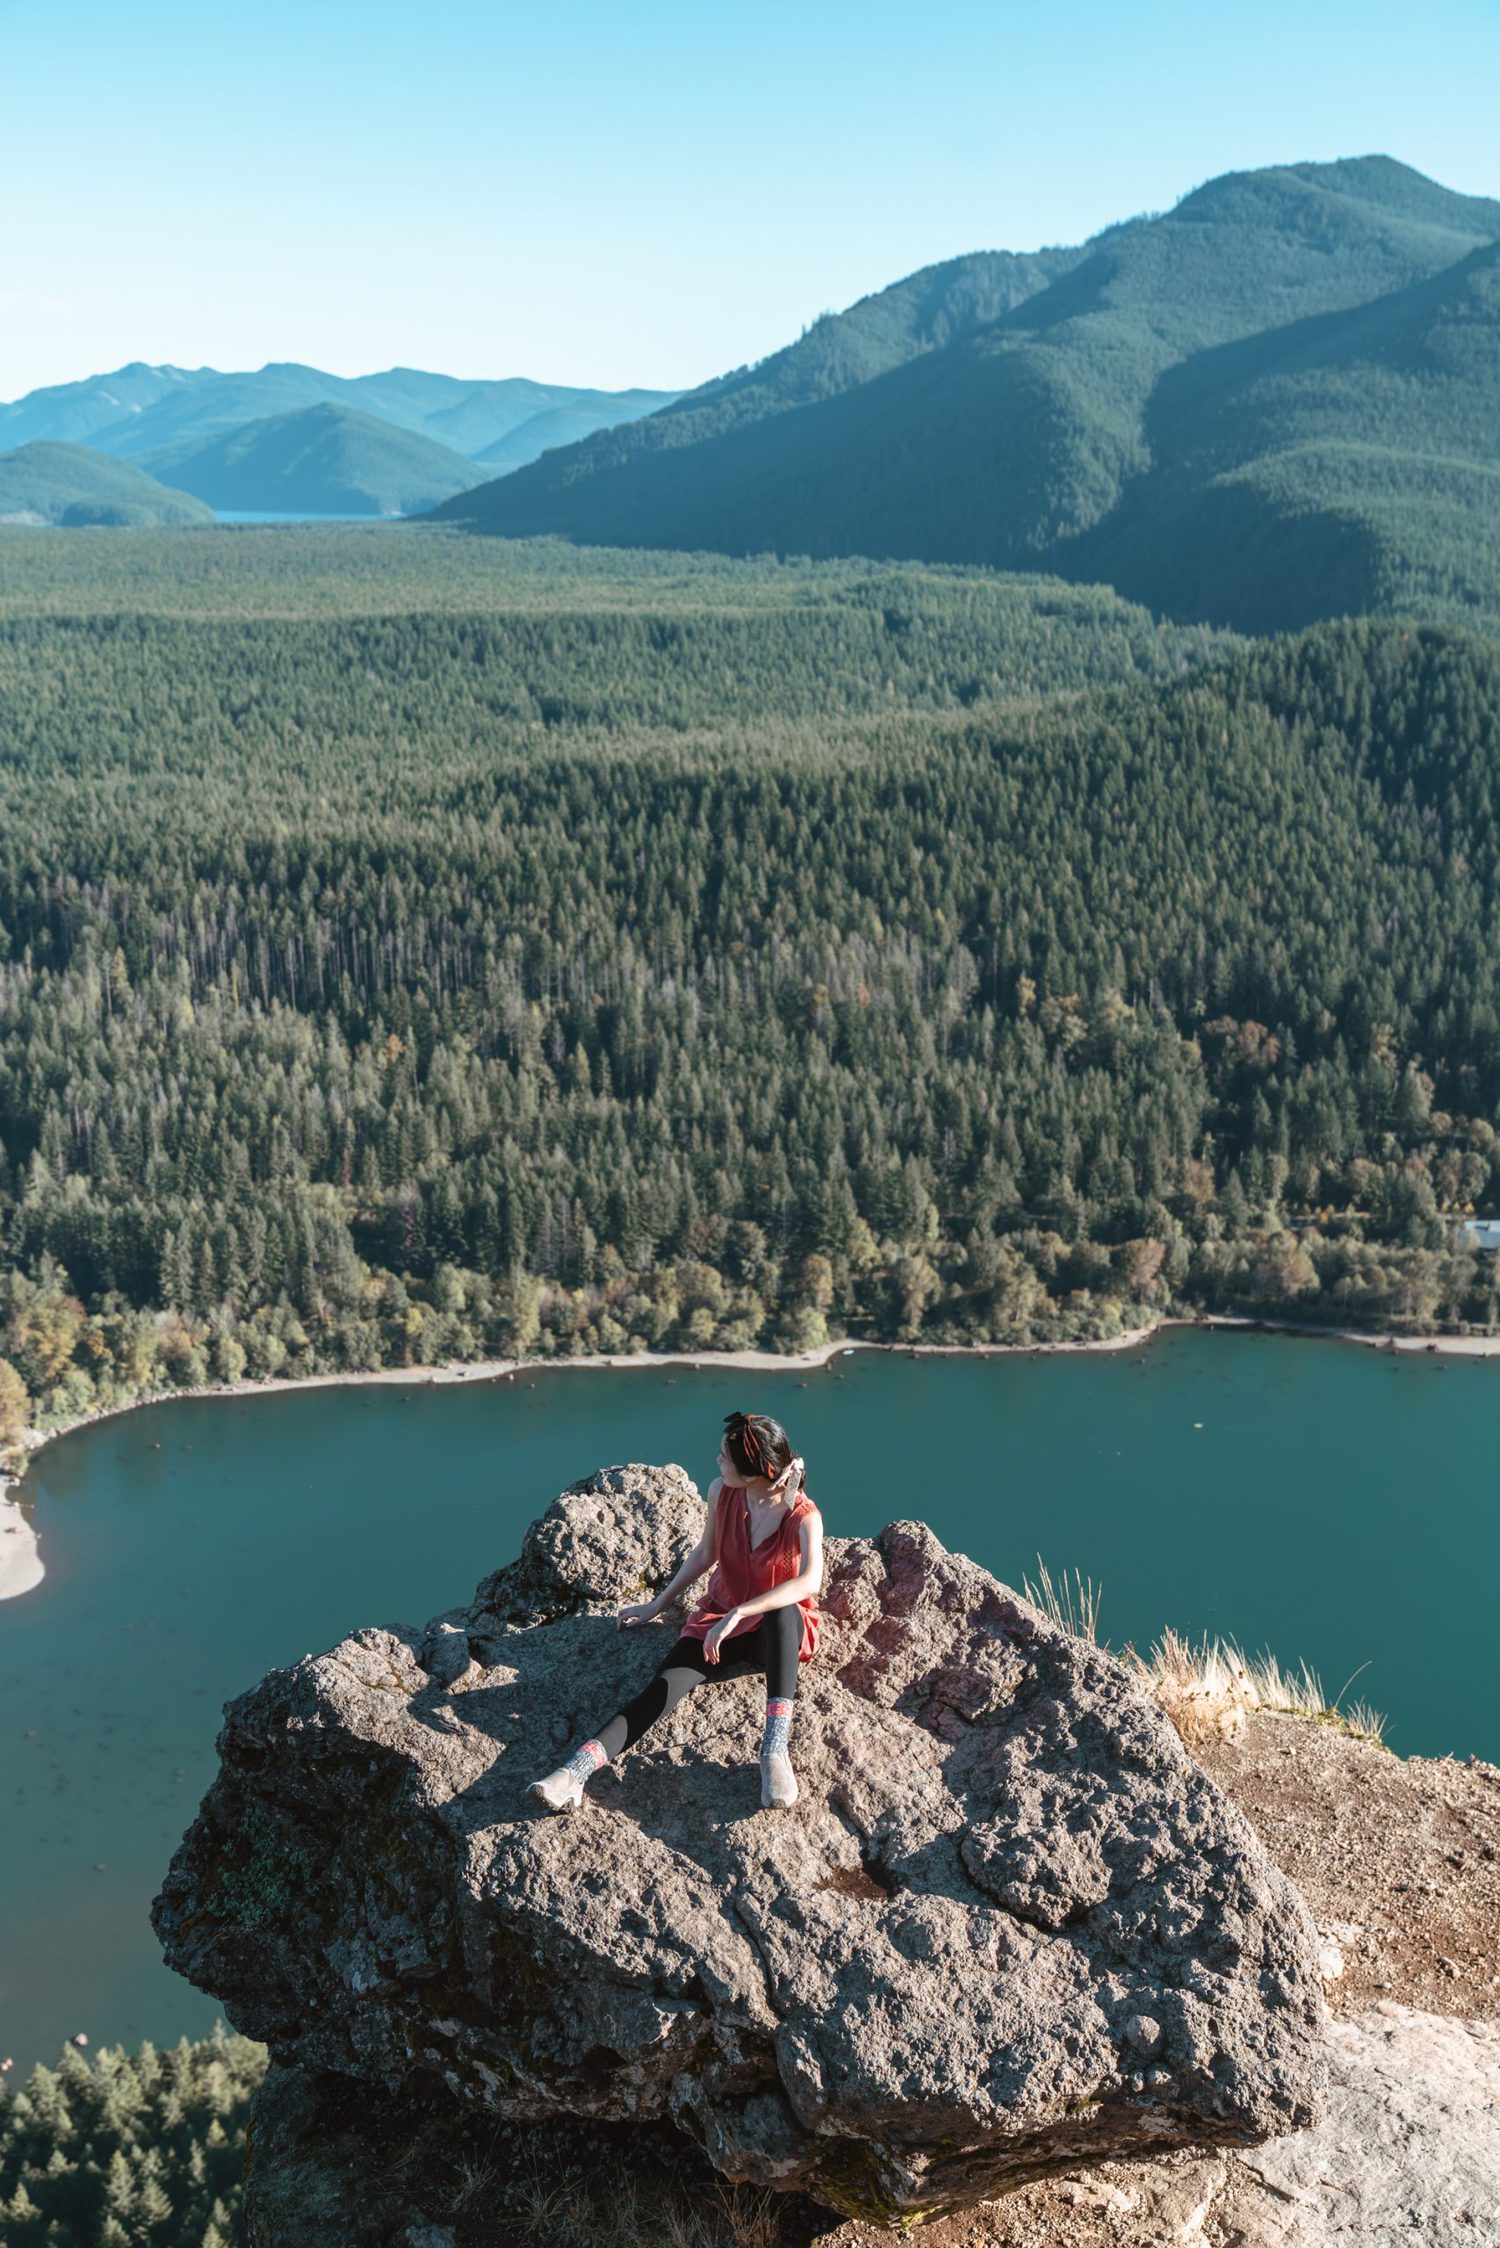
[0,362,681,519]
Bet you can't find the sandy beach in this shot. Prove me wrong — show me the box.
[0,1482,44,1600]
[4,1308,1498,1602]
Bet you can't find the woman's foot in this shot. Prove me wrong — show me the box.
[527,1767,585,1814]
[761,1749,798,1810]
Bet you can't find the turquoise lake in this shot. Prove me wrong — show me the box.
[2,1328,1494,2077]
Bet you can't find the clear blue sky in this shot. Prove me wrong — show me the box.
[3,0,1496,400]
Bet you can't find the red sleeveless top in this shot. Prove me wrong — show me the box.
[680,1482,821,1663]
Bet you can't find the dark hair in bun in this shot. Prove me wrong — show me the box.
[723,1409,798,1486]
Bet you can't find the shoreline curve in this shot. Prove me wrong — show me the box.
[5,1309,1499,1603]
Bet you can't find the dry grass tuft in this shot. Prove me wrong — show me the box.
[1021,1558,1386,1750]
[1124,1629,1387,1748]
[1125,1628,1260,1743]
[1022,1555,1103,1644]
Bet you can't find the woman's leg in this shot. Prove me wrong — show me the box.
[594,1641,714,1760]
[628,1611,798,1768]
[759,1605,801,1809]
[529,1635,715,1810]
[762,1602,801,1702]
[529,1613,803,1813]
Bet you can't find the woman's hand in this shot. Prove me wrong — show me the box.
[702,1610,743,1663]
[616,1601,658,1630]
[771,1454,806,1499]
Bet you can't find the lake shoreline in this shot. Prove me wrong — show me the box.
[5,1308,1498,1601]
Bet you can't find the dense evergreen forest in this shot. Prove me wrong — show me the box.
[1,526,1499,1445]
[0,2024,263,2245]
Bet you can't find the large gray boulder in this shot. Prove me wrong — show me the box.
[152,1463,1327,2224]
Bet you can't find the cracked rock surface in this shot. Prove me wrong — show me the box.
[153,1463,1325,2223]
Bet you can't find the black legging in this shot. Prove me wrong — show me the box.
[594,1603,801,1762]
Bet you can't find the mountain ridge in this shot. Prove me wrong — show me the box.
[0,361,681,468]
[134,402,491,517]
[0,440,213,527]
[429,155,1500,635]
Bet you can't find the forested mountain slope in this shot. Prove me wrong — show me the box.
[136,403,489,517]
[473,397,706,473]
[0,442,213,527]
[1,531,1498,1428]
[434,158,1500,635]
[1065,233,1500,630]
[488,240,1085,474]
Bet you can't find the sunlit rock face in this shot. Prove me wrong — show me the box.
[153,1463,1326,2224]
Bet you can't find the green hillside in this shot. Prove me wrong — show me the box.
[4,530,1500,1404]
[1067,236,1500,631]
[453,242,1082,491]
[138,403,489,516]
[475,395,681,472]
[106,363,358,461]
[430,384,675,460]
[0,441,213,527]
[433,157,1500,635]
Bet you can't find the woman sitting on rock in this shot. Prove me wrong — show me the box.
[528,1409,823,1814]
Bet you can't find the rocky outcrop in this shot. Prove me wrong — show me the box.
[152,1464,1326,2224]
[1195,2002,1499,2245]
[234,2000,1500,2248]
[1005,2004,1500,2247]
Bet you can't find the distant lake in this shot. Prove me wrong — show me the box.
[2,1329,1494,2075]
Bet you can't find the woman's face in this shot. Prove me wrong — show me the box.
[719,1436,768,1488]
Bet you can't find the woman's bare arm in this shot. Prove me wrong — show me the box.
[629,1476,722,1619]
